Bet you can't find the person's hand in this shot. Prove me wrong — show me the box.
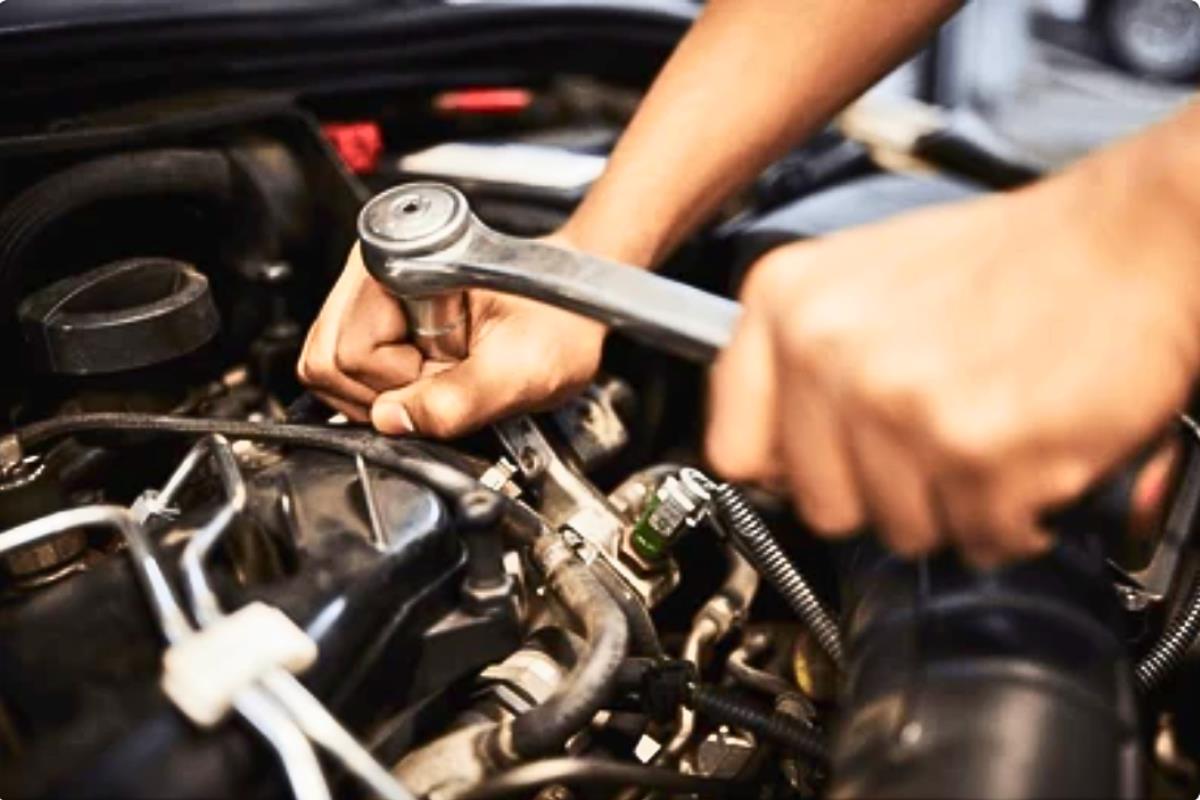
[707,166,1200,567]
[297,240,606,436]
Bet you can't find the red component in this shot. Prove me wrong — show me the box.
[433,87,534,115]
[1129,440,1183,539]
[322,121,384,175]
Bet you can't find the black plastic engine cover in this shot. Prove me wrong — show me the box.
[0,448,517,798]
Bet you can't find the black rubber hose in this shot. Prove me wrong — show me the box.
[689,684,829,765]
[490,537,629,762]
[0,149,236,302]
[592,558,663,658]
[6,413,547,532]
[710,483,844,669]
[1136,571,1200,692]
[458,757,742,800]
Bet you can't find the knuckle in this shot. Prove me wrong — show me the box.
[563,351,600,388]
[300,354,335,387]
[554,366,595,402]
[848,357,919,418]
[525,364,560,400]
[419,385,474,438]
[778,298,855,369]
[969,530,1041,569]
[927,405,1004,472]
[743,244,804,302]
[1046,459,1092,502]
[882,528,933,559]
[332,344,364,376]
[522,345,589,403]
[959,542,1004,570]
[798,496,862,538]
[703,427,760,483]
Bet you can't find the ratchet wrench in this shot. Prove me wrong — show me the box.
[356,181,1171,542]
[358,182,741,363]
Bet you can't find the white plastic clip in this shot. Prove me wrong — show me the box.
[130,489,179,525]
[161,602,318,727]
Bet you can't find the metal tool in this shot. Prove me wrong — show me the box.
[358,182,742,363]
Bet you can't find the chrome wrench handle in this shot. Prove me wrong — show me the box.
[358,183,742,363]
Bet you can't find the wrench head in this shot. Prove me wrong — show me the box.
[358,182,471,271]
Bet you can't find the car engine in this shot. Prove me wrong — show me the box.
[1,39,1200,800]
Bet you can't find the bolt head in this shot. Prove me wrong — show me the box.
[358,182,471,264]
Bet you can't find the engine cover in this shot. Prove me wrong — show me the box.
[0,448,518,798]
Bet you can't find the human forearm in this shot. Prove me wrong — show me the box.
[1040,99,1200,330]
[560,0,962,267]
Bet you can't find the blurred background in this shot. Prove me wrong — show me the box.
[875,0,1198,167]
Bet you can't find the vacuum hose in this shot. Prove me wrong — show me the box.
[710,483,844,668]
[489,536,629,762]
[592,559,663,658]
[689,684,829,764]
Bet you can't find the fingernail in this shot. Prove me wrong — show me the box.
[373,401,415,435]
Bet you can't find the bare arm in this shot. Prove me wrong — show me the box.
[300,0,962,435]
[562,0,963,266]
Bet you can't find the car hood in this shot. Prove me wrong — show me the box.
[0,0,694,132]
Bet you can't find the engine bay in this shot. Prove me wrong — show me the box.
[1,65,1199,800]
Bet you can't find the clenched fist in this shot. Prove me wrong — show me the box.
[707,153,1200,567]
[298,241,606,437]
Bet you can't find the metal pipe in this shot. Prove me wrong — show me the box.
[259,671,413,800]
[655,543,759,770]
[658,616,717,764]
[177,435,247,627]
[0,503,331,800]
[0,505,193,644]
[233,691,332,800]
[172,437,416,800]
[727,638,798,700]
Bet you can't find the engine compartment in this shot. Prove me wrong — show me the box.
[0,75,1198,800]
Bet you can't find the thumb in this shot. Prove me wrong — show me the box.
[371,355,517,438]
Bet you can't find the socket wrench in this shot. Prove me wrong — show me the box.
[358,182,741,363]
[356,183,1177,574]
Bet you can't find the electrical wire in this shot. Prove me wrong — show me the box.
[689,684,829,764]
[1136,571,1200,692]
[707,481,844,669]
[11,413,477,497]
